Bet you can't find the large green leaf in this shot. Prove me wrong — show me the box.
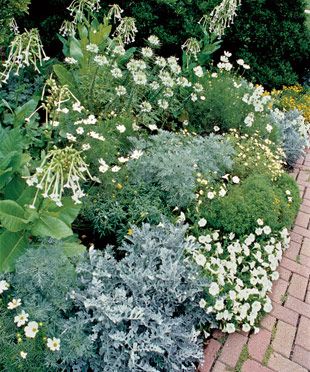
[0,127,23,155]
[69,37,84,62]
[14,98,39,127]
[43,197,81,226]
[0,200,28,232]
[0,231,28,272]
[31,214,73,239]
[53,64,80,99]
[62,241,86,257]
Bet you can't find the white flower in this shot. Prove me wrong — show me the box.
[7,298,21,310]
[211,72,218,78]
[14,310,29,327]
[209,282,220,296]
[242,323,251,332]
[20,351,27,359]
[65,57,78,65]
[130,149,144,160]
[116,124,126,133]
[86,44,99,53]
[263,301,272,313]
[219,187,226,197]
[193,66,204,77]
[199,298,207,308]
[76,127,84,135]
[214,299,224,311]
[266,124,273,133]
[244,112,254,127]
[237,59,244,66]
[140,101,152,113]
[82,143,91,151]
[98,159,109,173]
[148,124,158,131]
[0,280,9,294]
[24,321,39,338]
[195,254,206,267]
[118,156,129,163]
[141,47,153,58]
[224,51,232,57]
[213,125,220,132]
[198,218,207,227]
[207,191,215,200]
[111,166,121,173]
[257,218,264,226]
[94,55,108,66]
[263,226,272,235]
[115,85,127,96]
[66,133,76,142]
[243,64,250,69]
[111,68,123,78]
[224,323,236,333]
[47,337,61,351]
[158,99,169,110]
[147,35,160,47]
[232,176,240,184]
[72,102,83,112]
[132,71,147,85]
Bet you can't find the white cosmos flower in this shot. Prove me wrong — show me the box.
[24,321,39,338]
[116,124,126,133]
[98,159,109,173]
[111,166,121,173]
[7,298,21,310]
[14,310,29,327]
[47,337,61,351]
[198,218,207,227]
[130,149,144,160]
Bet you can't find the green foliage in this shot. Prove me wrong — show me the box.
[186,71,279,140]
[83,181,174,242]
[0,0,31,46]
[128,131,234,208]
[76,222,214,371]
[221,0,310,87]
[200,173,300,236]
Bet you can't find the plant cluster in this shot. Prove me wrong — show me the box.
[0,1,306,369]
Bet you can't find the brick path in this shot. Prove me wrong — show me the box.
[200,148,310,372]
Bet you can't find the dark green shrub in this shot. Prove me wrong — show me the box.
[221,0,310,88]
[200,173,300,236]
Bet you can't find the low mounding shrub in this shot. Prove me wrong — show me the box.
[186,71,279,141]
[200,173,300,236]
[75,222,214,371]
[127,130,234,208]
[270,108,310,167]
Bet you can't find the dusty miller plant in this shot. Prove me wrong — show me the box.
[75,222,214,371]
[127,130,234,208]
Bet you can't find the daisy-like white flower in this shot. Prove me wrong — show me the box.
[24,321,39,338]
[116,124,126,133]
[111,166,121,173]
[98,159,109,173]
[130,149,144,160]
[0,280,9,294]
[14,310,29,327]
[7,298,21,310]
[47,337,61,351]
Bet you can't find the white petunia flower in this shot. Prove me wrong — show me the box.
[199,298,207,308]
[209,282,220,296]
[198,218,207,227]
[263,225,272,235]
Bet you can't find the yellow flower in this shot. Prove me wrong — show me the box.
[127,228,133,236]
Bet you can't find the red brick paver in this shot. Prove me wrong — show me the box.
[201,151,310,371]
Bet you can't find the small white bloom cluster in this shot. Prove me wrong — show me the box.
[190,221,290,333]
[217,51,233,71]
[207,0,242,38]
[0,29,49,86]
[0,281,61,358]
[242,84,271,113]
[114,17,138,44]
